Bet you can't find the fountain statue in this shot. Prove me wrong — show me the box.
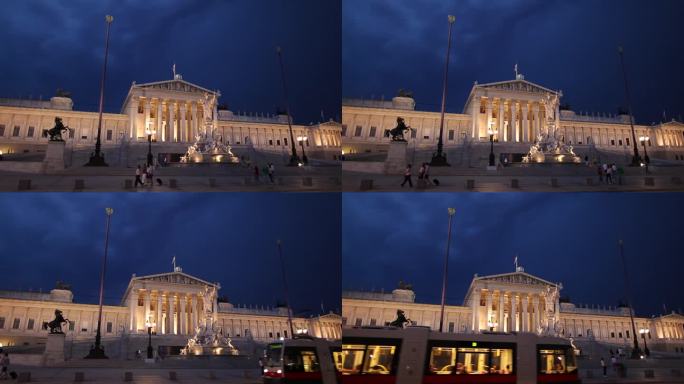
[181,286,239,356]
[539,285,561,336]
[180,93,240,164]
[522,94,581,164]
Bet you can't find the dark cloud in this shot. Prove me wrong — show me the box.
[0,0,341,124]
[342,193,684,317]
[343,0,684,124]
[0,193,341,316]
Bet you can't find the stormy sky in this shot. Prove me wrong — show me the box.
[343,0,684,125]
[342,193,684,317]
[0,193,341,316]
[0,0,340,124]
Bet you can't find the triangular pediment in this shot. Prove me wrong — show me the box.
[133,79,218,95]
[477,79,558,96]
[660,312,684,320]
[476,271,558,288]
[133,271,218,288]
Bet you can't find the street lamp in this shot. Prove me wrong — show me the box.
[438,208,456,333]
[617,46,641,166]
[85,207,113,359]
[639,136,650,169]
[297,136,308,165]
[488,124,498,167]
[639,328,650,357]
[145,319,156,359]
[86,15,113,167]
[487,320,498,332]
[618,239,642,359]
[145,123,156,167]
[430,15,456,167]
[276,46,300,166]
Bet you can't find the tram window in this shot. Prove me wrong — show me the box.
[538,348,577,374]
[457,348,490,374]
[429,347,457,374]
[363,345,396,374]
[490,348,514,374]
[283,347,320,373]
[427,346,514,375]
[339,344,365,374]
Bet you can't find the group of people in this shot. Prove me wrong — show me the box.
[401,163,435,188]
[600,351,625,378]
[0,350,11,380]
[134,164,158,187]
[597,163,622,184]
[253,163,276,184]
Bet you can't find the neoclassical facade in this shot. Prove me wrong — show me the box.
[342,74,684,161]
[342,267,684,353]
[0,74,341,159]
[0,267,341,349]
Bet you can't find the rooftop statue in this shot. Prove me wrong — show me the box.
[389,309,411,328]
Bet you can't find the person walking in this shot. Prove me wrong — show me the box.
[401,164,413,188]
[600,357,607,377]
[0,352,8,380]
[134,165,144,187]
[597,164,603,183]
[424,163,432,185]
[268,163,275,184]
[141,166,148,186]
[417,163,425,181]
[254,165,260,183]
[146,164,154,187]
[606,164,613,184]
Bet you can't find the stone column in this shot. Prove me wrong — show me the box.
[498,292,505,332]
[485,98,493,133]
[511,101,518,142]
[191,295,198,333]
[180,295,187,335]
[157,100,163,142]
[523,103,529,143]
[510,293,517,332]
[472,289,480,333]
[169,101,176,142]
[129,98,137,140]
[156,294,162,334]
[180,103,187,143]
[168,295,176,335]
[143,98,151,135]
[143,291,150,325]
[485,291,492,330]
[522,295,529,332]
[499,100,506,142]
[129,290,138,333]
[191,102,197,141]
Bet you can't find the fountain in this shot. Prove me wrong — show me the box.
[522,94,581,164]
[180,93,240,164]
[180,286,239,356]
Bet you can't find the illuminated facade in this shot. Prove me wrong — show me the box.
[0,75,341,160]
[342,267,684,353]
[342,74,684,161]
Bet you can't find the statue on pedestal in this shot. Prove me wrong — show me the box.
[45,117,70,141]
[385,117,411,141]
[389,309,411,328]
[47,309,68,334]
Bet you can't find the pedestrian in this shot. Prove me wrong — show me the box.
[401,164,413,187]
[424,163,432,185]
[611,354,617,373]
[146,164,154,186]
[254,165,260,183]
[141,166,148,186]
[584,155,589,166]
[606,164,613,184]
[418,163,425,180]
[134,165,144,187]
[597,164,603,183]
[601,357,607,377]
[0,352,8,380]
[268,163,275,183]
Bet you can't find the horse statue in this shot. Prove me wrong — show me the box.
[45,117,70,141]
[47,309,68,334]
[384,117,411,141]
[389,309,411,328]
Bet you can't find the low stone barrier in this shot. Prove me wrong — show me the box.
[169,371,177,381]
[465,179,475,190]
[586,177,594,186]
[18,179,32,191]
[74,179,85,191]
[74,372,85,382]
[644,369,654,378]
[550,178,558,188]
[302,177,313,186]
[645,177,655,186]
[123,371,133,381]
[511,179,519,188]
[18,372,32,382]
[124,179,133,189]
[208,178,217,188]
[672,176,682,185]
[169,179,178,189]
[360,179,373,191]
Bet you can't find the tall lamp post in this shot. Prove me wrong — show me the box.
[297,136,308,165]
[276,240,295,339]
[86,15,113,167]
[145,320,156,359]
[276,47,300,166]
[488,124,498,167]
[85,207,113,359]
[145,123,156,167]
[430,15,456,167]
[617,46,641,166]
[438,208,456,333]
[618,239,642,358]
[639,136,650,170]
[639,328,650,357]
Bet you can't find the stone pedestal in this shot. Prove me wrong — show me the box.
[43,333,65,366]
[383,140,409,175]
[43,140,66,173]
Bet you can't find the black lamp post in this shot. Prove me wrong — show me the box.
[276,240,295,339]
[297,136,308,165]
[488,126,498,167]
[85,207,113,359]
[617,46,641,166]
[146,124,156,167]
[639,136,650,171]
[276,47,300,166]
[430,15,456,167]
[438,208,456,333]
[618,239,642,359]
[639,328,650,357]
[146,320,155,359]
[86,15,113,167]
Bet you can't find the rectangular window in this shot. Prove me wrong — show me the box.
[427,346,514,375]
[354,126,362,137]
[411,129,416,139]
[369,126,377,137]
[0,124,5,136]
[480,106,485,113]
[618,332,622,338]
[13,126,20,137]
[284,330,288,338]
[69,321,75,331]
[269,332,273,338]
[618,139,623,146]
[69,129,74,139]
[245,329,249,336]
[27,319,35,330]
[341,343,397,375]
[448,130,454,140]
[355,318,362,326]
[138,105,144,114]
[611,139,615,146]
[370,318,377,326]
[611,332,615,338]
[538,347,577,374]
[341,124,347,136]
[106,130,113,141]
[27,126,35,137]
[423,135,430,140]
[341,317,347,326]
[283,347,320,373]
[276,332,281,338]
[12,318,20,329]
[448,322,455,333]
[81,136,88,140]
[269,139,273,146]
[0,317,4,329]
[106,322,112,333]
[284,138,288,146]
[276,139,281,146]
[626,138,630,146]
[626,331,630,338]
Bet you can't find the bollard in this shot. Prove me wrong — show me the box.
[511,179,519,188]
[169,179,178,189]
[168,371,177,381]
[302,177,313,186]
[17,372,31,383]
[644,177,655,186]
[586,178,594,186]
[123,372,133,382]
[208,178,217,188]
[550,178,558,188]
[74,179,85,191]
[17,179,32,191]
[360,179,373,191]
[74,372,85,382]
[124,179,133,189]
[465,179,475,190]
